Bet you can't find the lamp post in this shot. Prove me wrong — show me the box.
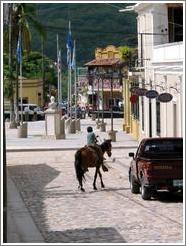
[94,68,101,128]
[106,68,124,142]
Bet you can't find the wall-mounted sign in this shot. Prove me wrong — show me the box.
[135,88,148,96]
[130,95,138,104]
[157,93,173,102]
[130,87,148,96]
[130,86,138,93]
[145,90,159,99]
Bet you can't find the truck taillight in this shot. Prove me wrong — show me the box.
[142,162,152,170]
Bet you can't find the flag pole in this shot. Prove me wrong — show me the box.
[69,51,72,118]
[18,24,23,124]
[67,65,70,117]
[57,34,59,107]
[73,40,77,120]
[20,50,23,124]
[59,49,62,104]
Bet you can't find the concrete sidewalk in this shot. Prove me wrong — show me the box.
[6,118,139,152]
[5,117,139,243]
[6,174,44,243]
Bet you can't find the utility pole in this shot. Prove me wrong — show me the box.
[57,34,60,106]
[9,3,17,129]
[41,37,45,106]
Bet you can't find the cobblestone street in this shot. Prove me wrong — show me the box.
[7,148,183,243]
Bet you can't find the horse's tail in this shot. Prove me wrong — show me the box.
[74,149,86,184]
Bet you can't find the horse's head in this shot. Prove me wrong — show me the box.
[100,139,112,157]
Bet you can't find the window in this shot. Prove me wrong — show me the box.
[108,51,114,59]
[141,97,144,131]
[168,5,183,42]
[143,139,183,157]
[131,98,139,120]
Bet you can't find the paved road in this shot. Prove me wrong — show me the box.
[7,148,183,243]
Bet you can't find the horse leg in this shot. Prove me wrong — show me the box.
[78,178,85,192]
[98,169,105,188]
[93,167,99,190]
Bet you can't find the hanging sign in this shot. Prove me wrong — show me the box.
[157,93,173,102]
[130,86,138,93]
[145,90,159,99]
[135,88,148,96]
[130,95,138,104]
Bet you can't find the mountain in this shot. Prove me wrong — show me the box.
[31,3,137,68]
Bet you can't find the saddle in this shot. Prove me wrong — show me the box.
[86,144,108,172]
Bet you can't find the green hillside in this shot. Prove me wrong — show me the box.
[31,3,137,68]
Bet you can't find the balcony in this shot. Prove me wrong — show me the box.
[152,42,183,63]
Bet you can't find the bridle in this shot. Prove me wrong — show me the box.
[100,140,112,157]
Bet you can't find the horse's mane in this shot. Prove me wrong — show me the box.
[99,139,112,152]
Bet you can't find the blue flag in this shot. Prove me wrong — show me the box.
[16,32,22,63]
[71,40,76,70]
[58,49,61,71]
[66,21,73,67]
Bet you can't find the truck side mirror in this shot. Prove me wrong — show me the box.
[129,152,135,158]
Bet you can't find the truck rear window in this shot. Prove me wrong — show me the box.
[142,139,183,157]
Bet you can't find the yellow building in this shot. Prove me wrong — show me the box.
[19,77,43,106]
[85,45,123,112]
[5,77,44,110]
[96,46,140,140]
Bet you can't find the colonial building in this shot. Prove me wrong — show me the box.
[122,3,183,139]
[84,45,124,112]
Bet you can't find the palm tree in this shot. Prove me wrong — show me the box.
[4,3,46,128]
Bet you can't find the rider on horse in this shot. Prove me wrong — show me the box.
[86,126,108,172]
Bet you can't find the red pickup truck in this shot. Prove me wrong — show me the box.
[128,137,183,200]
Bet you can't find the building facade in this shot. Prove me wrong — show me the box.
[127,3,183,139]
[84,45,124,112]
[19,78,44,106]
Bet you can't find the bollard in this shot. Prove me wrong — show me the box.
[75,118,81,132]
[96,119,101,129]
[60,117,66,139]
[65,118,71,133]
[108,130,117,142]
[32,112,37,121]
[17,122,28,138]
[91,113,96,121]
[99,122,106,132]
[25,111,29,122]
[70,119,76,133]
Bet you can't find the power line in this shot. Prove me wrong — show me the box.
[104,3,123,10]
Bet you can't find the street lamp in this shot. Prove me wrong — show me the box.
[95,68,106,132]
[94,68,101,128]
[104,67,124,141]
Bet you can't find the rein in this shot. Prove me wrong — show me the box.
[100,140,112,154]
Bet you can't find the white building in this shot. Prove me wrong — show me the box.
[130,3,183,138]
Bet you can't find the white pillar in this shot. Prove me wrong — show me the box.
[178,75,183,137]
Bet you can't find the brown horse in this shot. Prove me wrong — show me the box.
[74,139,112,191]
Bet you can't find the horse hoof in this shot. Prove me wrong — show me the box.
[81,188,85,192]
[101,185,105,188]
[93,187,97,190]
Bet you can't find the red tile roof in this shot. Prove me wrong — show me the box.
[84,58,124,67]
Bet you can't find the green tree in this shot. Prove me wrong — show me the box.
[4,3,46,127]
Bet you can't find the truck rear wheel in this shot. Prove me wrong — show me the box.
[141,184,151,200]
[130,175,140,194]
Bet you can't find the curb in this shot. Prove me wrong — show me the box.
[6,145,138,152]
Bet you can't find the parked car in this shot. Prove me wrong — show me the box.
[128,137,183,200]
[71,106,85,119]
[19,104,44,121]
